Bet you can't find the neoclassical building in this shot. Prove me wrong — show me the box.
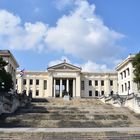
[0,50,138,98]
[16,60,118,98]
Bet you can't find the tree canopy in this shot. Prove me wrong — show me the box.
[132,52,140,91]
[0,56,13,92]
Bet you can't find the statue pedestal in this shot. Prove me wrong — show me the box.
[63,95,70,101]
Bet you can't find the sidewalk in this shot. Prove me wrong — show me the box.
[0,127,140,133]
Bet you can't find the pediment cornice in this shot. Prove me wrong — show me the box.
[47,61,81,72]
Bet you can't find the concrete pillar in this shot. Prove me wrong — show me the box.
[76,75,81,98]
[66,79,69,93]
[48,76,53,97]
[73,79,76,97]
[53,79,56,97]
[60,79,62,97]
[26,79,29,96]
[33,79,36,98]
[98,80,101,97]
[18,77,23,93]
[40,79,44,97]
[104,78,110,96]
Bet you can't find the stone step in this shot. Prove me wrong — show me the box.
[0,136,20,140]
[0,132,140,140]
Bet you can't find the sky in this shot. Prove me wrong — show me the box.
[0,0,140,72]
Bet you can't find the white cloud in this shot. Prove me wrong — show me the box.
[0,0,125,69]
[48,56,71,67]
[0,10,21,35]
[46,0,125,64]
[54,0,75,10]
[0,10,48,51]
[80,60,111,72]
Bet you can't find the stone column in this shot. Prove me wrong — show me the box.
[60,79,62,97]
[98,80,101,97]
[40,79,44,97]
[33,78,36,98]
[76,75,81,98]
[73,79,76,97]
[48,75,53,97]
[26,78,29,96]
[53,79,56,97]
[66,79,69,93]
[18,77,23,93]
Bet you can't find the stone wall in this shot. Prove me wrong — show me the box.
[100,93,140,113]
[0,91,31,115]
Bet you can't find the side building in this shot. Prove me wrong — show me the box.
[16,60,118,98]
[116,54,139,96]
[0,50,19,90]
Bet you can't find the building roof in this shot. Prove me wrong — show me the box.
[115,54,135,71]
[0,50,19,67]
[47,60,82,72]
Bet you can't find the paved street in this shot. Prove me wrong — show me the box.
[0,127,140,133]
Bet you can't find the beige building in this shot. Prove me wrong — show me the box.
[116,54,139,95]
[0,50,19,90]
[16,60,118,98]
[0,50,138,98]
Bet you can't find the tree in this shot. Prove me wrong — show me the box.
[0,56,13,92]
[0,56,7,70]
[132,52,140,92]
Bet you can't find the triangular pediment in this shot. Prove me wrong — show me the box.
[47,62,81,71]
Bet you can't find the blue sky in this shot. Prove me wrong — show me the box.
[0,0,140,72]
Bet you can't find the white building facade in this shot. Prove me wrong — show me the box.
[16,60,118,98]
[116,55,139,96]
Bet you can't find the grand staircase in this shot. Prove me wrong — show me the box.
[0,98,140,139]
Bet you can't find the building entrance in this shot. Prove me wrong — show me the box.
[53,78,75,98]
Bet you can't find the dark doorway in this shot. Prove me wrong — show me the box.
[69,79,73,97]
[55,79,60,97]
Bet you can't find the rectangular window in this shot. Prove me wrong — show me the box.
[127,68,130,76]
[95,90,98,96]
[36,90,39,96]
[122,84,124,92]
[30,79,33,85]
[81,81,85,90]
[124,71,126,78]
[128,81,130,90]
[89,80,92,86]
[125,83,127,91]
[36,79,39,85]
[101,80,104,86]
[95,80,98,86]
[101,90,104,95]
[23,79,26,85]
[120,73,123,79]
[44,80,47,90]
[89,90,92,96]
[110,80,113,86]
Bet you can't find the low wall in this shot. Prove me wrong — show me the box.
[0,92,31,115]
[125,98,140,113]
[100,95,140,113]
